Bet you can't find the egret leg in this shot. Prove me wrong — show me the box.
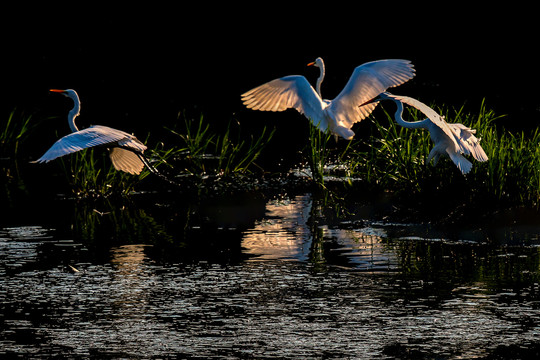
[137,153,181,187]
[427,148,439,166]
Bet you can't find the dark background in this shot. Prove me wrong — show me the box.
[2,6,538,153]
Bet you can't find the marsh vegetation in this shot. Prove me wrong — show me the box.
[2,100,540,210]
[2,100,540,359]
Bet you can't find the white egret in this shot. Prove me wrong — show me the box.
[365,92,488,174]
[35,89,149,175]
[241,57,415,140]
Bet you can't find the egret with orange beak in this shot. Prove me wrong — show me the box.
[241,57,415,140]
[35,89,149,175]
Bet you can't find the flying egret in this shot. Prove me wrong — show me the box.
[241,57,415,140]
[35,89,149,175]
[364,92,488,174]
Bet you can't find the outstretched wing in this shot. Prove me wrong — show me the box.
[241,75,328,130]
[328,60,415,128]
[35,125,146,163]
[385,93,461,152]
[448,123,488,162]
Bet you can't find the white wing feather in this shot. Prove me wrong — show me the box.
[328,60,416,128]
[448,123,488,162]
[446,150,473,174]
[36,125,146,163]
[241,75,328,130]
[109,147,145,175]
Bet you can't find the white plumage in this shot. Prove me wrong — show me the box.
[367,92,488,174]
[35,89,147,175]
[241,57,415,140]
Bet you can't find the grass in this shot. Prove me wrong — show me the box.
[59,148,155,198]
[5,101,539,209]
[56,114,275,198]
[163,114,275,177]
[0,110,36,159]
[306,123,333,187]
[1,110,42,203]
[342,100,540,207]
[482,124,540,204]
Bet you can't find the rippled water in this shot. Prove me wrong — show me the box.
[2,194,540,359]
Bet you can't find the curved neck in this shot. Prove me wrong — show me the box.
[315,62,325,97]
[392,100,427,129]
[67,93,81,132]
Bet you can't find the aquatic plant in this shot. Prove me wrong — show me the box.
[0,110,36,159]
[164,114,275,177]
[58,137,166,198]
[70,197,172,245]
[305,123,333,187]
[480,124,540,204]
[59,149,142,198]
[345,100,540,206]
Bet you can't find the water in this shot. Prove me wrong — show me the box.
[2,194,540,359]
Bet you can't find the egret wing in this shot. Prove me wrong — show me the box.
[109,147,145,175]
[328,60,415,128]
[446,149,473,174]
[448,123,488,162]
[241,75,328,130]
[36,125,146,162]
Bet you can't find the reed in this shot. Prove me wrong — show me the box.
[305,123,333,187]
[344,100,540,206]
[164,115,275,177]
[59,136,164,198]
[0,110,35,159]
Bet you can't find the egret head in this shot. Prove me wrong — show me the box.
[50,89,80,103]
[307,57,324,68]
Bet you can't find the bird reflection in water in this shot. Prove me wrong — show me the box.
[242,194,313,261]
[110,244,152,275]
[242,194,397,269]
[109,244,155,319]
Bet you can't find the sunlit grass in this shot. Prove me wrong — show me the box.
[48,114,276,198]
[59,147,156,198]
[305,123,333,187]
[8,101,540,208]
[162,114,275,177]
[343,100,540,206]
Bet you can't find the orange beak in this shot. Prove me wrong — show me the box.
[307,61,315,66]
[49,89,66,93]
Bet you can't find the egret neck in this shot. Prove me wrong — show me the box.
[391,99,428,129]
[314,58,325,97]
[66,92,81,132]
[50,89,80,132]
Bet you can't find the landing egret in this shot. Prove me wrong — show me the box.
[365,92,488,174]
[35,89,148,175]
[241,57,415,140]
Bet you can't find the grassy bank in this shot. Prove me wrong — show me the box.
[2,102,539,210]
[338,100,540,208]
[51,115,275,198]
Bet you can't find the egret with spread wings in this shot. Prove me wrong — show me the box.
[241,57,415,140]
[365,92,488,174]
[35,89,148,175]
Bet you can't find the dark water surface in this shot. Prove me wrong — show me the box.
[2,193,540,359]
